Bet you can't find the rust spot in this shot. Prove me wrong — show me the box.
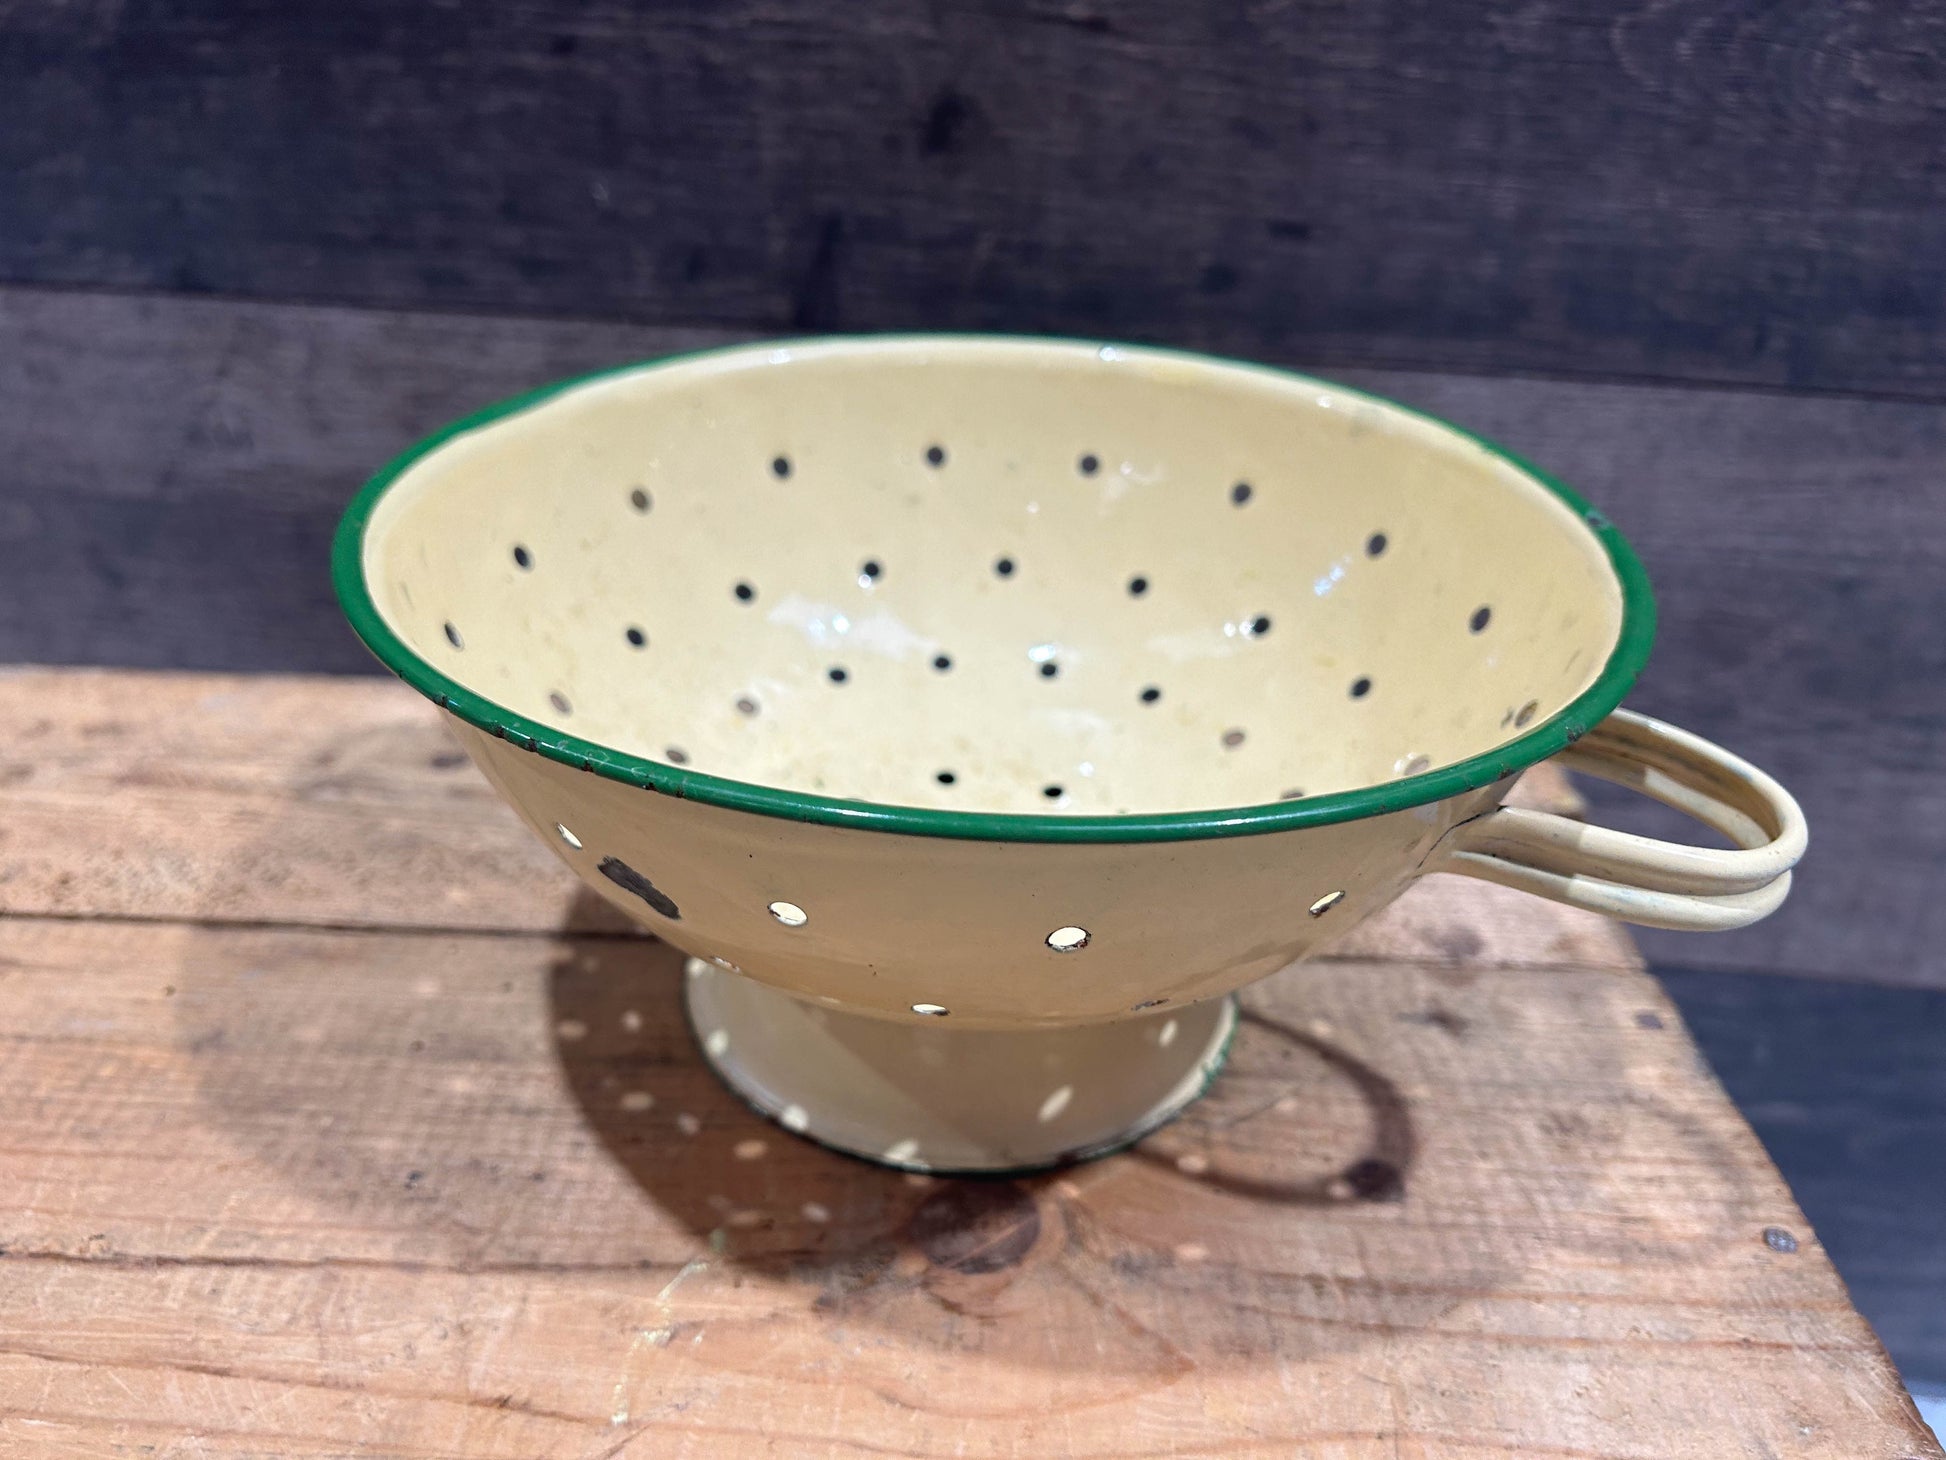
[598,857,680,920]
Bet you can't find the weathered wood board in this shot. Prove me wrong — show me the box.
[0,670,1934,1458]
[5,2,1944,396]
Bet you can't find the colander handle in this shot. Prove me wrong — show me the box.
[1425,709,1807,932]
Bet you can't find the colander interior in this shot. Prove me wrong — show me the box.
[358,339,1628,818]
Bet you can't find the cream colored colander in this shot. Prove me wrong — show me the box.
[334,337,1805,1173]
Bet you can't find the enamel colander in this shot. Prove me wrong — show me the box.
[333,337,1805,1173]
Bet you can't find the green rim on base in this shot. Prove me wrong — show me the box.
[331,335,1657,844]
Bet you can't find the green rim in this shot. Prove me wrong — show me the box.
[331,334,1656,844]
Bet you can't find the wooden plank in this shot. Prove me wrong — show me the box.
[0,667,1639,973]
[4,3,1944,396]
[0,288,731,674]
[0,289,728,673]
[0,912,1933,1459]
[1660,968,1946,1388]
[10,668,1943,1387]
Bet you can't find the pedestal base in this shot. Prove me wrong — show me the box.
[683,963,1238,1174]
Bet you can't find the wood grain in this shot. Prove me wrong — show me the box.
[7,283,1941,985]
[4,2,1945,396]
[0,914,1932,1459]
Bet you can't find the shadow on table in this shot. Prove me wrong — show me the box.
[536,889,1494,1377]
[546,894,1420,1219]
[172,865,1751,1388]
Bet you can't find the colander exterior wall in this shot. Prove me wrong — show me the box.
[457,715,1511,1028]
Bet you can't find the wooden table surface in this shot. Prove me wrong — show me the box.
[0,667,1934,1460]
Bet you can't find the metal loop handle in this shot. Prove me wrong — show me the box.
[1425,709,1807,932]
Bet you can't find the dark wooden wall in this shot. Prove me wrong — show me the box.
[3,2,1944,996]
[6,2,1946,395]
